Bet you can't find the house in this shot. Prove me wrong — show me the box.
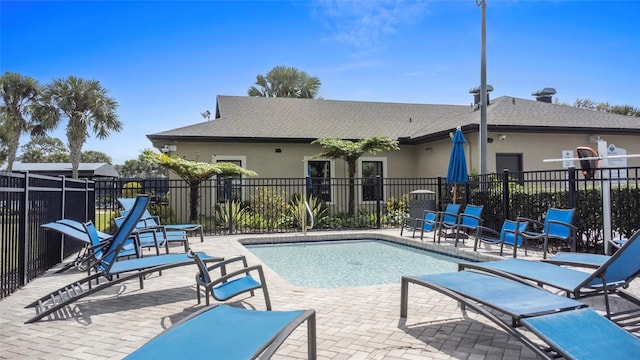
[147,92,640,185]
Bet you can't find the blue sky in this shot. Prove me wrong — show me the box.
[2,0,639,165]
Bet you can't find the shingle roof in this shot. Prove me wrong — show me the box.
[4,163,119,178]
[147,95,640,143]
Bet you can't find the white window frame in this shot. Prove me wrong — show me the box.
[212,155,247,203]
[357,157,388,204]
[303,157,335,204]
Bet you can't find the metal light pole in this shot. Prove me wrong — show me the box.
[476,0,487,175]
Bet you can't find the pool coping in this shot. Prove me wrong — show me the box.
[237,230,504,264]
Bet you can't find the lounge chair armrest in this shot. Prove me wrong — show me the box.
[458,213,483,225]
[516,216,540,228]
[205,255,249,272]
[205,264,266,287]
[476,225,499,237]
[545,219,578,233]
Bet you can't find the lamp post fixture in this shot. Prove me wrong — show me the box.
[476,0,487,175]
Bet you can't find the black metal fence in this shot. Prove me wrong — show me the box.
[1,171,94,298]
[95,167,639,253]
[2,166,638,297]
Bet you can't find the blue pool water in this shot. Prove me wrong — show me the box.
[245,239,468,288]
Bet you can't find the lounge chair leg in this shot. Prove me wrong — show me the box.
[308,312,317,360]
[400,278,409,318]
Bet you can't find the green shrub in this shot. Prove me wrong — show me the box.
[121,181,143,198]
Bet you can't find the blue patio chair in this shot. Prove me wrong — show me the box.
[125,304,317,360]
[460,228,640,317]
[438,204,483,246]
[474,219,529,257]
[399,208,442,240]
[401,270,640,359]
[25,195,223,324]
[419,203,461,242]
[190,251,272,310]
[515,208,577,259]
[118,197,204,242]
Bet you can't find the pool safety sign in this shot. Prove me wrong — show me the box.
[607,144,627,184]
[562,150,574,169]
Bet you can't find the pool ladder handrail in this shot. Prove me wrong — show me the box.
[302,201,314,234]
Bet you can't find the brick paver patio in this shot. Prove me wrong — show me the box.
[1,229,638,359]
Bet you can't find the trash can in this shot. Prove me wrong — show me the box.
[408,190,436,227]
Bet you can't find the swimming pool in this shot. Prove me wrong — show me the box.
[245,239,469,288]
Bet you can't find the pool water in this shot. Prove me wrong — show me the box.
[245,239,468,288]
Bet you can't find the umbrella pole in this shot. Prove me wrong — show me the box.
[452,185,457,204]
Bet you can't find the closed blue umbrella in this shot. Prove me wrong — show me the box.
[446,127,468,203]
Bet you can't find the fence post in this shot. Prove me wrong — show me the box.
[567,167,577,209]
[436,176,443,211]
[225,179,233,234]
[375,175,381,229]
[502,169,510,220]
[19,172,29,287]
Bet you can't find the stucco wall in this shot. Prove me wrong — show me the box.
[154,132,639,179]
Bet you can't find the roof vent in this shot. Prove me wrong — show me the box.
[469,85,494,110]
[532,87,556,103]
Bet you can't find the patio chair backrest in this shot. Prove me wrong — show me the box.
[459,205,483,228]
[189,251,212,284]
[120,209,159,228]
[99,195,150,273]
[544,208,575,239]
[422,211,438,232]
[117,197,137,211]
[84,221,106,260]
[501,220,529,246]
[442,203,462,225]
[589,229,640,286]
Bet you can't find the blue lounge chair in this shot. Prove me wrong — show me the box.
[118,209,191,252]
[515,208,577,259]
[190,251,272,310]
[125,304,316,360]
[474,219,529,257]
[118,197,204,242]
[438,204,483,246]
[113,215,184,254]
[460,229,640,316]
[41,218,140,271]
[25,195,223,324]
[401,270,640,360]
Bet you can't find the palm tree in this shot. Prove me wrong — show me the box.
[0,71,54,171]
[311,136,399,215]
[43,76,121,178]
[143,150,258,221]
[248,66,321,98]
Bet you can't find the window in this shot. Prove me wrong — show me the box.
[361,159,384,201]
[496,153,523,184]
[213,156,245,203]
[306,160,332,202]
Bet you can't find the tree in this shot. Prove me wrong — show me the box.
[0,112,9,166]
[116,154,167,178]
[42,76,121,178]
[558,98,640,117]
[248,66,321,98]
[18,136,68,162]
[142,150,257,221]
[0,71,56,171]
[81,150,112,164]
[311,136,399,215]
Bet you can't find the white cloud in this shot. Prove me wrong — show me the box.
[313,0,431,49]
